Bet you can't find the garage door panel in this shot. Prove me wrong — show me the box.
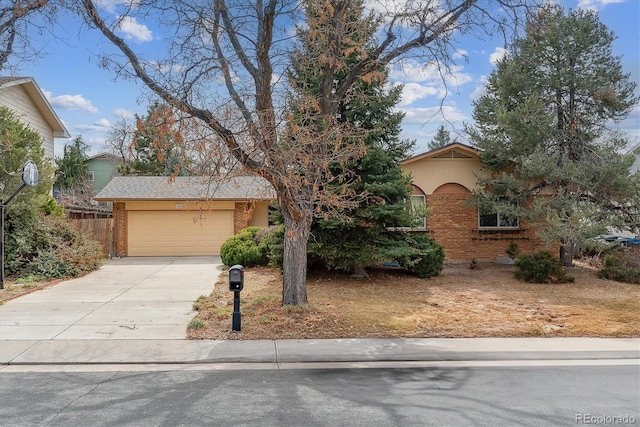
[128,210,233,256]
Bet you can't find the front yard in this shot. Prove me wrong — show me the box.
[188,262,640,340]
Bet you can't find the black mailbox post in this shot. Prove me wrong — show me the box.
[229,265,244,331]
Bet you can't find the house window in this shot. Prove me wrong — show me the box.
[87,170,95,181]
[410,195,426,229]
[479,211,519,228]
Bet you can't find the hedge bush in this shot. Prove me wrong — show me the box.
[6,213,103,279]
[220,226,268,267]
[598,248,640,284]
[514,251,574,283]
[221,226,445,279]
[393,233,445,279]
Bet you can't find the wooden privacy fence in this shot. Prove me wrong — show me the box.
[71,218,115,258]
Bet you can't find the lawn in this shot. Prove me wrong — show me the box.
[188,262,640,340]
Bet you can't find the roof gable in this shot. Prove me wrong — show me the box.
[0,77,70,138]
[94,176,275,201]
[401,143,479,165]
[87,152,121,162]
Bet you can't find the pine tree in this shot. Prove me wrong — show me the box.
[289,0,425,276]
[467,5,640,265]
[428,125,457,151]
[55,135,90,189]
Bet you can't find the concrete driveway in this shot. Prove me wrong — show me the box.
[0,256,222,340]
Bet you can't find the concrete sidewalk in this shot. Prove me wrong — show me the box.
[1,337,638,365]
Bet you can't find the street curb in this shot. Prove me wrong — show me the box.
[2,338,638,366]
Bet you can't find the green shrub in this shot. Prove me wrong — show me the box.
[188,318,206,330]
[514,251,574,283]
[506,241,521,259]
[392,233,445,279]
[5,214,103,279]
[220,226,268,267]
[256,225,285,270]
[598,248,640,284]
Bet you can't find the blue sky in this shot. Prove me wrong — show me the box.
[10,0,640,158]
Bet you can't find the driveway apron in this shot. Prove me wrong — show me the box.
[0,257,222,340]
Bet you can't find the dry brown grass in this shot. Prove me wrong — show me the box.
[188,262,640,340]
[0,278,63,304]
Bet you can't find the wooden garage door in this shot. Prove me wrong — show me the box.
[128,210,234,256]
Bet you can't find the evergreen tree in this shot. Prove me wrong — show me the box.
[119,102,188,176]
[467,5,640,265]
[289,0,433,276]
[55,135,90,189]
[428,125,457,151]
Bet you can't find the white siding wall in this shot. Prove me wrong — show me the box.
[0,85,55,159]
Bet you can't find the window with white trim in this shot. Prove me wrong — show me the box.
[87,170,95,181]
[410,195,426,229]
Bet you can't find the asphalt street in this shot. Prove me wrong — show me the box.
[1,363,638,427]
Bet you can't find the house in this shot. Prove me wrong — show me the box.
[0,77,69,160]
[93,176,274,257]
[400,143,544,262]
[86,152,121,194]
[94,143,548,261]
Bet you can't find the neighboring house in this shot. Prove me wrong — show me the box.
[0,77,69,160]
[86,152,121,194]
[400,143,545,262]
[93,176,274,257]
[56,153,121,218]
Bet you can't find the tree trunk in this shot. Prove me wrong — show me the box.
[281,208,311,306]
[351,266,369,278]
[559,238,574,267]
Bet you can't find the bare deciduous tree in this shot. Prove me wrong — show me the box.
[75,0,533,305]
[0,0,55,72]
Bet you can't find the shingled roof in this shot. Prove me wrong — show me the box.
[94,176,274,201]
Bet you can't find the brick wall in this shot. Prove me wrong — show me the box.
[422,193,544,262]
[113,202,127,256]
[234,202,252,234]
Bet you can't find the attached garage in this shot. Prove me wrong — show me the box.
[128,210,234,256]
[94,176,274,257]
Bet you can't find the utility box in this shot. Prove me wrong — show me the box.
[229,265,245,291]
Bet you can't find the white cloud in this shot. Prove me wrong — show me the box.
[113,108,135,119]
[44,91,99,113]
[389,60,474,106]
[453,49,468,61]
[469,75,489,101]
[399,105,468,125]
[76,118,112,132]
[489,47,507,65]
[117,16,152,42]
[389,60,441,83]
[577,0,626,11]
[399,83,440,106]
[95,0,138,13]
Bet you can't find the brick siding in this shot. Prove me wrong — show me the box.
[114,202,127,256]
[421,193,544,262]
[234,202,252,234]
